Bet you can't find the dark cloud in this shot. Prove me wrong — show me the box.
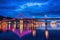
[0,0,60,18]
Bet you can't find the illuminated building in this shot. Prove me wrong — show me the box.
[32,18,36,36]
[32,30,36,36]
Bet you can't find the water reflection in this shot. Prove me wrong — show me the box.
[0,18,60,39]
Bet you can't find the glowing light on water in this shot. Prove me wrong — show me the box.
[32,30,36,36]
[12,21,16,31]
[0,21,1,30]
[45,30,49,39]
[2,21,8,31]
[8,21,11,30]
[20,19,23,33]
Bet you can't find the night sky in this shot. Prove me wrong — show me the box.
[0,0,60,18]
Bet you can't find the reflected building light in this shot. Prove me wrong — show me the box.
[0,21,1,30]
[32,30,36,36]
[2,21,8,31]
[32,16,36,36]
[27,23,32,30]
[45,30,49,39]
[8,21,11,30]
[12,21,16,31]
[32,23,34,30]
[50,20,56,28]
[23,23,26,30]
[17,22,20,29]
[20,19,23,33]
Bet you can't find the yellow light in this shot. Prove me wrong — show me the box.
[20,19,23,33]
